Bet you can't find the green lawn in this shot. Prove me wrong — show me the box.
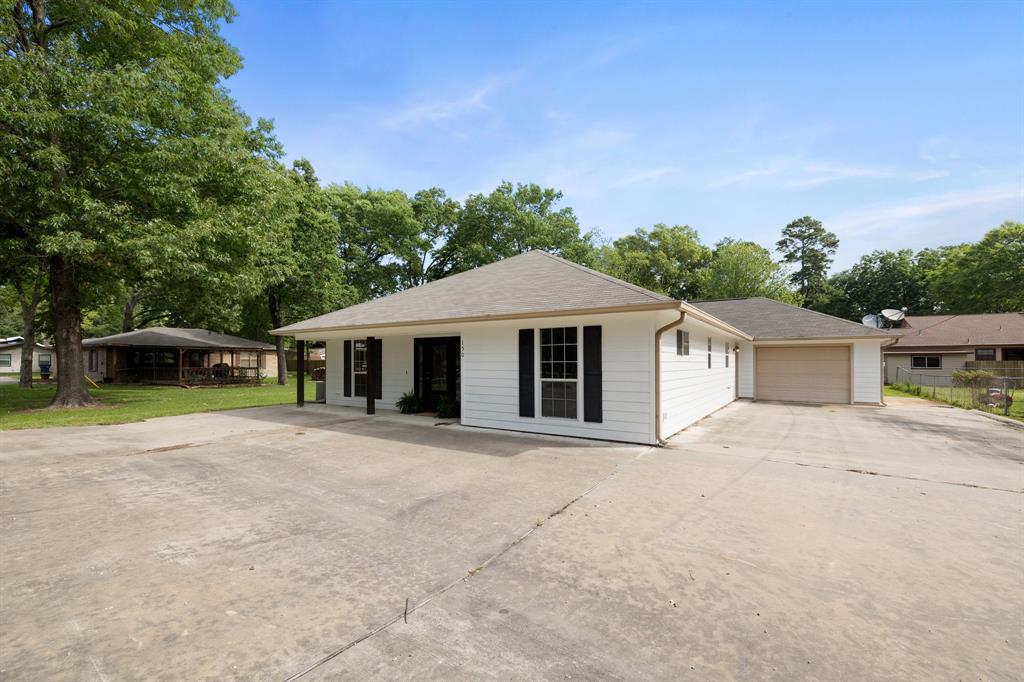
[885,384,1022,422]
[0,375,315,430]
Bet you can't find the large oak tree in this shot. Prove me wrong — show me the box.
[1,0,275,406]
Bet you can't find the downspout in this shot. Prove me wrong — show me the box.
[654,310,686,446]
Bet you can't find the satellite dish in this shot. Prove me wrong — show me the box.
[881,309,906,323]
[861,314,880,328]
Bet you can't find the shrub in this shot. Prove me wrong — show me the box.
[436,394,460,419]
[396,391,423,415]
[951,369,995,389]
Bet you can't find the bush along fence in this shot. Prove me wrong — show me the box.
[893,367,1019,418]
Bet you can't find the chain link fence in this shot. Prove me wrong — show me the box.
[892,366,1019,418]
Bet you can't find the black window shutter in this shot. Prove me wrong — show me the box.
[583,325,602,423]
[372,338,383,399]
[518,329,534,418]
[343,340,352,397]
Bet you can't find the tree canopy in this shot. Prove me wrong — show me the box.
[776,216,840,309]
[596,224,711,300]
[699,239,801,304]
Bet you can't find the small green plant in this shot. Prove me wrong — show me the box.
[435,394,460,419]
[396,391,423,414]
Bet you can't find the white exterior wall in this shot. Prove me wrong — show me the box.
[659,319,739,438]
[737,340,755,398]
[324,335,415,410]
[0,346,55,374]
[735,338,885,404]
[460,311,657,444]
[852,340,884,403]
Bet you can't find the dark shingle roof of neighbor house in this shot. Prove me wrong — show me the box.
[83,328,274,350]
[691,297,893,340]
[274,250,678,334]
[889,313,1024,348]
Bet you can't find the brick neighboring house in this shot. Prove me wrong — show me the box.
[884,313,1024,384]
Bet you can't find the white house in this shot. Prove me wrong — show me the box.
[0,337,55,375]
[273,251,892,445]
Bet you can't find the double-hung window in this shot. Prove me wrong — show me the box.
[724,342,729,368]
[707,337,712,368]
[0,353,10,368]
[676,330,689,356]
[353,340,368,396]
[540,327,577,419]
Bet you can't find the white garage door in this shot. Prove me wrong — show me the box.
[755,346,850,404]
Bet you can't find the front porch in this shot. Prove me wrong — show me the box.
[110,346,266,386]
[293,335,461,415]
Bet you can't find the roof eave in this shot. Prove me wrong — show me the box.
[271,300,684,336]
[678,302,754,341]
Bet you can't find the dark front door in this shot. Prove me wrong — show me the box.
[414,337,459,412]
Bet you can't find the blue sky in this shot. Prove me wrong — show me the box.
[222,1,1023,270]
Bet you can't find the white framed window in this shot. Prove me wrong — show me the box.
[707,337,712,369]
[676,330,689,356]
[0,353,10,368]
[353,340,367,396]
[911,355,941,369]
[975,348,996,361]
[38,353,51,365]
[539,326,578,419]
[724,342,729,368]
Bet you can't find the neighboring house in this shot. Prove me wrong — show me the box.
[83,328,276,385]
[0,337,56,375]
[273,251,891,445]
[883,313,1024,384]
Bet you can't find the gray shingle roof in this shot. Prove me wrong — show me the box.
[691,298,893,340]
[890,313,1024,348]
[84,328,274,350]
[274,250,677,334]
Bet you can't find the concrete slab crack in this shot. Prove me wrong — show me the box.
[280,446,654,681]
[766,458,1022,494]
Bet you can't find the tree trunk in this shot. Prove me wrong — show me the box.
[48,254,95,407]
[268,290,287,385]
[15,272,44,389]
[122,290,140,333]
[18,306,35,389]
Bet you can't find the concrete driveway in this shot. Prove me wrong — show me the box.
[1,401,1021,680]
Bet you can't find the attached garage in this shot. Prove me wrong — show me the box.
[755,346,850,404]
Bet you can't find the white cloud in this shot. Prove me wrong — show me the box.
[788,163,950,188]
[381,83,497,129]
[612,166,678,187]
[828,184,1022,237]
[704,167,781,190]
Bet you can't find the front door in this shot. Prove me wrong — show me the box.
[414,337,459,412]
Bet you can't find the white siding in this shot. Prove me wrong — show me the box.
[460,312,657,444]
[324,336,414,410]
[659,320,737,438]
[737,340,755,398]
[2,346,56,375]
[852,340,884,403]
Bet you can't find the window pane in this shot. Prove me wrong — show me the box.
[553,327,563,344]
[541,328,551,344]
[542,381,553,399]
[683,331,690,355]
[541,345,552,361]
[565,362,577,379]
[565,327,577,343]
[927,356,941,368]
[565,344,576,362]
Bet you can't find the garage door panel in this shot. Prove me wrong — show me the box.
[756,346,850,404]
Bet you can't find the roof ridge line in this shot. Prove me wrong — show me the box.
[532,250,674,303]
